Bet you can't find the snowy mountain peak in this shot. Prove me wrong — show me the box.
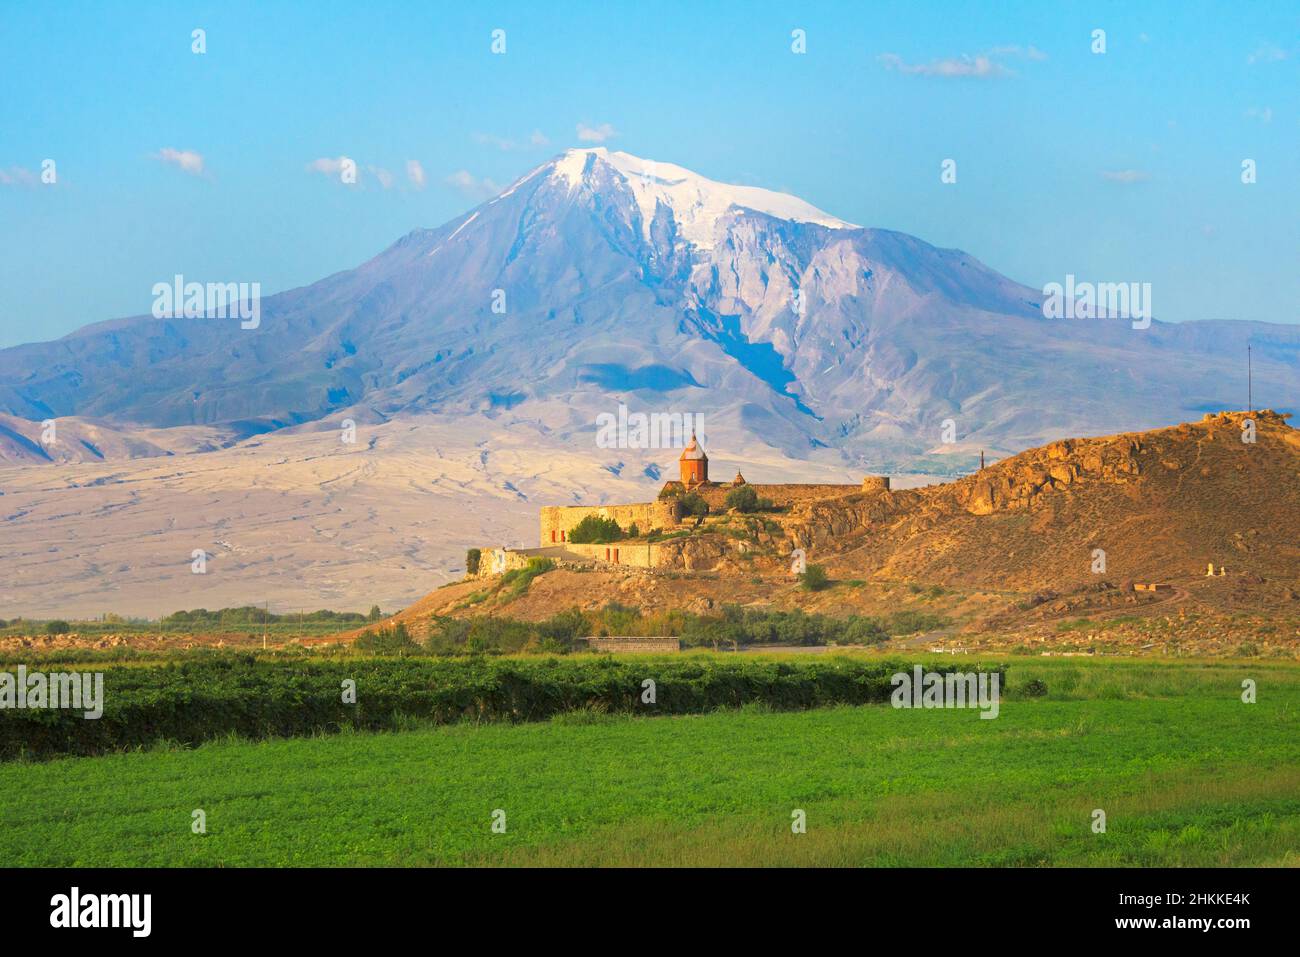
[548,147,859,248]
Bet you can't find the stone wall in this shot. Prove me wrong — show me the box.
[472,536,741,576]
[470,547,537,579]
[539,501,681,545]
[679,482,863,510]
[584,637,681,653]
[560,541,665,568]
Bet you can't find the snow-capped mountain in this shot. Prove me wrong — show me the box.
[1,147,1296,470]
[548,148,858,248]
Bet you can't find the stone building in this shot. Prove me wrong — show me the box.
[477,435,893,576]
[679,432,708,487]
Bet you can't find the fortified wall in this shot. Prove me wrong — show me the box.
[558,541,665,569]
[474,433,895,576]
[659,479,883,511]
[540,501,681,545]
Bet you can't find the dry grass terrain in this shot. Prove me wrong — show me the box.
[379,412,1299,657]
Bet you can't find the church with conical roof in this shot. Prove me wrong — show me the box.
[517,432,891,571]
[678,432,708,487]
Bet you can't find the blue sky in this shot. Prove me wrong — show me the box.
[2,0,1298,347]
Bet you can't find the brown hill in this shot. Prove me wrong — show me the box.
[377,411,1298,654]
[794,409,1300,590]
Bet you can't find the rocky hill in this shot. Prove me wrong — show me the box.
[386,411,1299,654]
[791,410,1299,590]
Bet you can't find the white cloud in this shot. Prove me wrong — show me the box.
[473,132,512,151]
[988,44,1048,61]
[306,155,360,186]
[473,130,551,151]
[879,44,1045,78]
[1101,169,1151,184]
[445,169,502,199]
[1245,106,1273,123]
[406,159,426,189]
[0,166,39,187]
[576,122,617,143]
[879,52,1009,78]
[369,166,395,189]
[1247,43,1287,65]
[155,148,205,176]
[307,156,351,176]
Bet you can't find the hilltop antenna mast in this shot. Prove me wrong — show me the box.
[1247,344,1253,413]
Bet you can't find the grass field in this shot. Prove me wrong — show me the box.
[1,657,1296,866]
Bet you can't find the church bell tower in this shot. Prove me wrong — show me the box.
[679,433,708,487]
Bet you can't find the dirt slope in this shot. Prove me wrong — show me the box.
[378,412,1298,652]
[793,410,1299,591]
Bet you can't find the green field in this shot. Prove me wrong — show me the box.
[1,656,1296,866]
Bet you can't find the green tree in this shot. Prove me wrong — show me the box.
[568,515,624,544]
[367,604,383,621]
[465,548,481,576]
[678,492,709,517]
[45,620,71,635]
[724,485,760,512]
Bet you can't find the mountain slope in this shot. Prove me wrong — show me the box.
[792,409,1300,590]
[389,411,1300,652]
[0,148,1296,471]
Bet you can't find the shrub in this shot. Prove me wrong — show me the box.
[465,548,481,576]
[1021,678,1049,698]
[568,515,624,544]
[886,611,951,635]
[354,622,420,654]
[800,565,830,592]
[0,655,1003,760]
[534,609,590,652]
[679,492,709,517]
[45,621,71,635]
[678,606,886,648]
[839,616,890,645]
[499,558,555,598]
[626,523,640,538]
[416,605,894,657]
[725,485,760,512]
[465,616,535,653]
[158,607,369,630]
[424,616,471,654]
